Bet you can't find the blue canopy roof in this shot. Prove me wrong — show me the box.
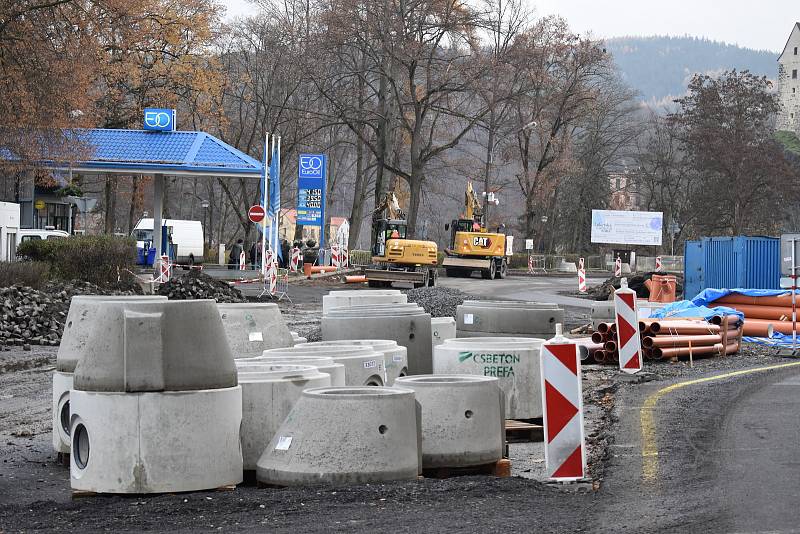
[54,129,263,177]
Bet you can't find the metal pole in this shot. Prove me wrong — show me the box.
[274,135,282,263]
[153,173,164,268]
[260,134,269,277]
[792,239,797,354]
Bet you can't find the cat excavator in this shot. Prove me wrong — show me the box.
[442,181,509,279]
[363,181,438,288]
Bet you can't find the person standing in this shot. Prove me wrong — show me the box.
[228,238,244,270]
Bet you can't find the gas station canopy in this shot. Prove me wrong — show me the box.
[53,128,263,178]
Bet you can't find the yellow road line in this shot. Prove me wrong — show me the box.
[640,361,800,482]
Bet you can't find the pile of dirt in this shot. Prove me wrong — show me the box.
[586,272,685,301]
[158,270,246,303]
[404,286,483,318]
[0,281,139,348]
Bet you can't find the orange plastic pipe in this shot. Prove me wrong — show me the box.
[345,275,367,284]
[604,340,617,352]
[593,350,606,364]
[722,304,795,321]
[597,322,614,334]
[648,321,720,335]
[642,334,722,349]
[710,315,742,326]
[653,343,724,359]
[742,318,798,336]
[714,294,793,307]
[591,332,607,344]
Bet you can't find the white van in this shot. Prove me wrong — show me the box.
[18,228,70,244]
[132,219,204,266]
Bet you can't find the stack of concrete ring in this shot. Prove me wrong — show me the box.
[53,291,515,491]
[68,299,242,493]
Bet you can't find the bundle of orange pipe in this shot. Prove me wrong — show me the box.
[640,316,742,361]
[591,323,619,365]
[713,293,800,337]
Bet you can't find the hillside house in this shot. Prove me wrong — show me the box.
[778,22,800,135]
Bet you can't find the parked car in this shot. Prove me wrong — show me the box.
[18,228,70,244]
[132,218,204,266]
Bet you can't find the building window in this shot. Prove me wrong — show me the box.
[796,46,799,55]
[794,69,799,79]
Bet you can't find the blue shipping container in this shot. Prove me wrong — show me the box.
[683,236,781,299]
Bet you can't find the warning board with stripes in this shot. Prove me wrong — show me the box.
[540,341,586,481]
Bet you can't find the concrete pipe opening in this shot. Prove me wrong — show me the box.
[72,423,90,469]
[364,375,384,387]
[59,398,70,436]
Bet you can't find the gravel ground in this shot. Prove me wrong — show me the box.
[0,278,793,532]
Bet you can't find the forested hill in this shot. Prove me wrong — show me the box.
[605,36,777,107]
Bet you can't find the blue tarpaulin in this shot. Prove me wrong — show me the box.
[651,300,744,323]
[690,288,800,347]
[691,288,796,307]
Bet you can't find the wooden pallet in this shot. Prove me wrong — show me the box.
[505,419,544,443]
[422,458,511,479]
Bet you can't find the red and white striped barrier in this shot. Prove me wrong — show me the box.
[290,247,301,273]
[331,244,341,270]
[578,257,586,293]
[614,278,643,374]
[614,256,622,277]
[268,256,278,294]
[655,256,662,272]
[342,247,349,268]
[157,255,171,283]
[540,324,586,481]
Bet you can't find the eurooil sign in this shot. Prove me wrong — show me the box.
[143,108,176,132]
[458,351,520,377]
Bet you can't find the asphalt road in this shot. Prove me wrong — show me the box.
[436,273,605,309]
[600,361,800,533]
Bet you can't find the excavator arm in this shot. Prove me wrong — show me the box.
[464,181,483,227]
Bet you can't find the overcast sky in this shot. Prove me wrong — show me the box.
[220,0,798,52]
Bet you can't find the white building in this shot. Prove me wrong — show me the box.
[778,22,800,135]
[0,202,20,261]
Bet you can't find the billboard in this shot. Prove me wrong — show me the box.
[590,210,663,246]
[296,154,326,226]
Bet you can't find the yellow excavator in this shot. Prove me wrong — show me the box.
[364,181,438,288]
[442,181,508,279]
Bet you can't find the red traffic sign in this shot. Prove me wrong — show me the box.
[248,205,266,223]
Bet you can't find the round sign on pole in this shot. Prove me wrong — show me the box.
[248,205,266,224]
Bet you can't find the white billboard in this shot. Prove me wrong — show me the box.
[590,210,663,246]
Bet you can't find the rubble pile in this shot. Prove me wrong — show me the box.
[0,281,138,348]
[158,270,246,303]
[404,286,482,318]
[586,272,684,301]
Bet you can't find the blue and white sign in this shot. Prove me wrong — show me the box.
[143,108,176,132]
[296,154,326,227]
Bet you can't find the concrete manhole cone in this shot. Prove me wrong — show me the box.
[233,363,330,470]
[395,375,504,468]
[256,386,421,486]
[53,295,166,454]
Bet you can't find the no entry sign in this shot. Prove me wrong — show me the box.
[248,205,266,224]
